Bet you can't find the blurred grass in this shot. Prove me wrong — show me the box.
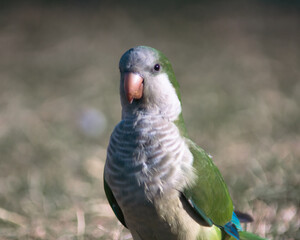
[0,1,299,239]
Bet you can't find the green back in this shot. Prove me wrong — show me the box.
[184,140,233,226]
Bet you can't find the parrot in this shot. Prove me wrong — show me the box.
[104,46,267,240]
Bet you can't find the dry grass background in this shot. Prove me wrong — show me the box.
[0,1,299,239]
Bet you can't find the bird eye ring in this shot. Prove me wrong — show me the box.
[154,64,160,71]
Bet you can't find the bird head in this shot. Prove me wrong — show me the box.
[119,46,182,119]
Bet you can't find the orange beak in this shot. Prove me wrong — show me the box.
[124,72,144,104]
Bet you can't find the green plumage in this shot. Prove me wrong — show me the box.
[184,140,233,226]
[175,111,233,227]
[237,232,267,240]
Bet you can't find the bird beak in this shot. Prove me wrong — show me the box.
[124,72,144,104]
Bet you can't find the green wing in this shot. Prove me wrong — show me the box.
[103,178,127,228]
[183,140,233,226]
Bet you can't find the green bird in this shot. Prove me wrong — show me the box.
[104,46,266,240]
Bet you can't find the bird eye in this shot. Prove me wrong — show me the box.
[154,64,160,71]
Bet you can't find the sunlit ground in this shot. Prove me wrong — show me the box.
[0,1,299,239]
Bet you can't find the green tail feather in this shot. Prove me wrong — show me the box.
[231,231,268,240]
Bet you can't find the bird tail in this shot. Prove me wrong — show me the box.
[229,211,268,240]
[238,231,268,240]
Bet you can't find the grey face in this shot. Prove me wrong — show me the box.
[119,46,160,78]
[119,46,164,110]
[118,47,181,121]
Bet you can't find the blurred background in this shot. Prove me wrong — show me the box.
[0,0,299,239]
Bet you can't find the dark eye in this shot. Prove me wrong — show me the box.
[154,64,160,71]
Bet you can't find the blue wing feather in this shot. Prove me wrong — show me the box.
[223,221,240,240]
[232,211,243,231]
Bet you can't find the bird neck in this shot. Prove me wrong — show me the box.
[122,99,182,123]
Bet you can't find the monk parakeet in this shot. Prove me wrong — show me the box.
[104,46,266,240]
